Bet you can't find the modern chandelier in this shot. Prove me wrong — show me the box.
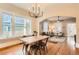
[28,3,43,18]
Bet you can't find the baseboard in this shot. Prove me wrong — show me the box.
[76,43,79,48]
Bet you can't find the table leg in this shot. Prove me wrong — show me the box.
[27,45,31,55]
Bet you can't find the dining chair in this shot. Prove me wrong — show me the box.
[39,38,48,54]
[30,38,49,55]
[30,42,42,55]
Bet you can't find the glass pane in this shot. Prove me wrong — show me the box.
[2,13,12,38]
[26,20,32,35]
[15,16,24,36]
[15,17,24,31]
[2,14,11,32]
[43,21,48,32]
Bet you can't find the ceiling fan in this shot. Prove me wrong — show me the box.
[49,16,65,22]
[50,16,64,22]
[56,16,64,22]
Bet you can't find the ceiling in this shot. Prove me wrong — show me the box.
[12,3,33,10]
[12,3,50,11]
[11,3,79,12]
[11,3,76,22]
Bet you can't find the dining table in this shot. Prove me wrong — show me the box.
[20,35,49,55]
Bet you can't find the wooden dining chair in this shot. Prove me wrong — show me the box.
[30,38,49,55]
[30,42,42,55]
[39,38,48,54]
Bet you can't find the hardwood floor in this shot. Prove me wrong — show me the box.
[0,41,79,55]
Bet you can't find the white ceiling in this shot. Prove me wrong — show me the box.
[11,3,76,21]
[12,3,49,11]
[12,3,79,11]
[12,3,33,10]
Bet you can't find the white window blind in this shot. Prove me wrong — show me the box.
[2,13,12,38]
[14,17,32,36]
[15,16,24,37]
[23,19,32,35]
[26,19,32,35]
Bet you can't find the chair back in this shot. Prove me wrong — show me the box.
[42,38,48,46]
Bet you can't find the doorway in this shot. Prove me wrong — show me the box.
[39,16,76,45]
[67,23,76,47]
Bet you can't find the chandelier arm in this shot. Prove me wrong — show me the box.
[29,11,38,18]
[29,11,34,17]
[38,11,43,17]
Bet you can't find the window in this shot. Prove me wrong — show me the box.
[15,17,32,36]
[0,11,32,38]
[26,19,32,35]
[54,21,62,33]
[24,19,32,35]
[2,13,12,38]
[43,21,48,32]
[15,16,24,36]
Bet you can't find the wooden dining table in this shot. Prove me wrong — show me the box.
[20,35,49,55]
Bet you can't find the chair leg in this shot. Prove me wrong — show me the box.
[34,49,38,55]
[44,47,46,54]
[30,48,32,54]
[39,49,42,55]
[42,46,48,55]
[41,47,45,55]
[22,44,25,54]
[45,46,48,54]
[25,45,28,55]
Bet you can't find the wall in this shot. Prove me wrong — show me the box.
[0,3,79,47]
[0,4,27,16]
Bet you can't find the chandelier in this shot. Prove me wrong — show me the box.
[28,3,43,18]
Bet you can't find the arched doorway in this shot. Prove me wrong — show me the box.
[39,16,76,47]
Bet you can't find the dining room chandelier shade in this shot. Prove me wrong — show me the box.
[28,3,43,18]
